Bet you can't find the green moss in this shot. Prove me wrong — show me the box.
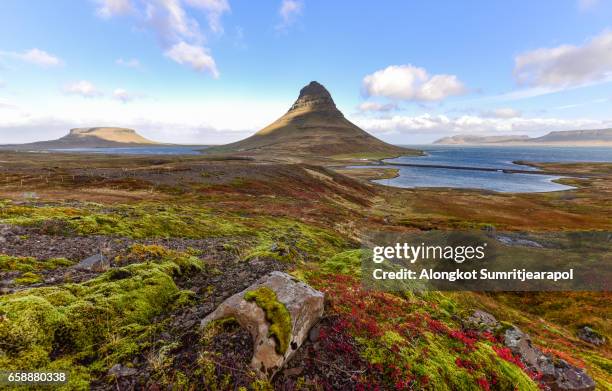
[0,248,202,389]
[0,202,248,239]
[250,379,274,391]
[244,219,346,264]
[357,325,538,390]
[244,287,291,355]
[0,254,74,273]
[14,271,44,285]
[320,249,366,275]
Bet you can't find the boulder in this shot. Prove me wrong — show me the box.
[577,326,605,346]
[504,326,595,391]
[74,253,110,272]
[463,310,500,332]
[201,271,324,378]
[504,326,542,367]
[546,359,596,391]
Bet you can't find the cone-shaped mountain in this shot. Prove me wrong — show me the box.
[217,81,408,156]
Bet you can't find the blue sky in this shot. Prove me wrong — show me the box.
[1,0,612,144]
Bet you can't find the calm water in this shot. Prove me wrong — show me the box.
[50,146,206,155]
[49,145,612,193]
[370,146,612,193]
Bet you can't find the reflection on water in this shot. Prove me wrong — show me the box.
[369,165,572,193]
[354,145,612,193]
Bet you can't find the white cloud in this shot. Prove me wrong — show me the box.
[112,88,139,103]
[63,81,103,98]
[184,0,230,34]
[363,65,467,102]
[20,49,62,67]
[514,30,612,88]
[357,102,398,112]
[145,0,201,44]
[277,0,303,29]
[354,113,612,137]
[96,0,229,76]
[0,48,62,67]
[164,41,219,77]
[95,0,133,18]
[482,107,522,119]
[115,57,141,68]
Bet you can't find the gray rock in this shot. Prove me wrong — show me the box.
[201,271,324,378]
[497,235,543,248]
[308,323,321,342]
[74,253,110,272]
[577,326,605,346]
[547,359,596,391]
[108,364,137,378]
[504,326,541,368]
[504,326,595,391]
[463,310,500,332]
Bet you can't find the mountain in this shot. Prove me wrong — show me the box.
[434,128,612,146]
[532,129,612,144]
[213,81,410,156]
[2,127,160,149]
[434,135,530,145]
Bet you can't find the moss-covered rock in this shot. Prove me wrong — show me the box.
[244,287,291,355]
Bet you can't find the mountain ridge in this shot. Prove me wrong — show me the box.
[434,128,612,146]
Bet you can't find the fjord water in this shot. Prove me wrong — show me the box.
[374,146,612,193]
[50,146,205,155]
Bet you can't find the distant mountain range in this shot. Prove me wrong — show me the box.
[1,127,160,149]
[211,81,409,156]
[434,129,612,146]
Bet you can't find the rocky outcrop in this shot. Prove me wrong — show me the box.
[577,326,606,346]
[288,81,339,114]
[504,326,595,391]
[201,271,324,378]
[462,311,595,391]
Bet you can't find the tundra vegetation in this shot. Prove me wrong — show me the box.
[0,151,610,390]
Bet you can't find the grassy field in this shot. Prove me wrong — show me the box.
[0,151,609,389]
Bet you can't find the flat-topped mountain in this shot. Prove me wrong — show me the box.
[214,81,410,156]
[63,128,157,145]
[2,127,160,149]
[434,128,612,146]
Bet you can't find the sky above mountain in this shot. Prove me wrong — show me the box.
[1,0,612,144]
